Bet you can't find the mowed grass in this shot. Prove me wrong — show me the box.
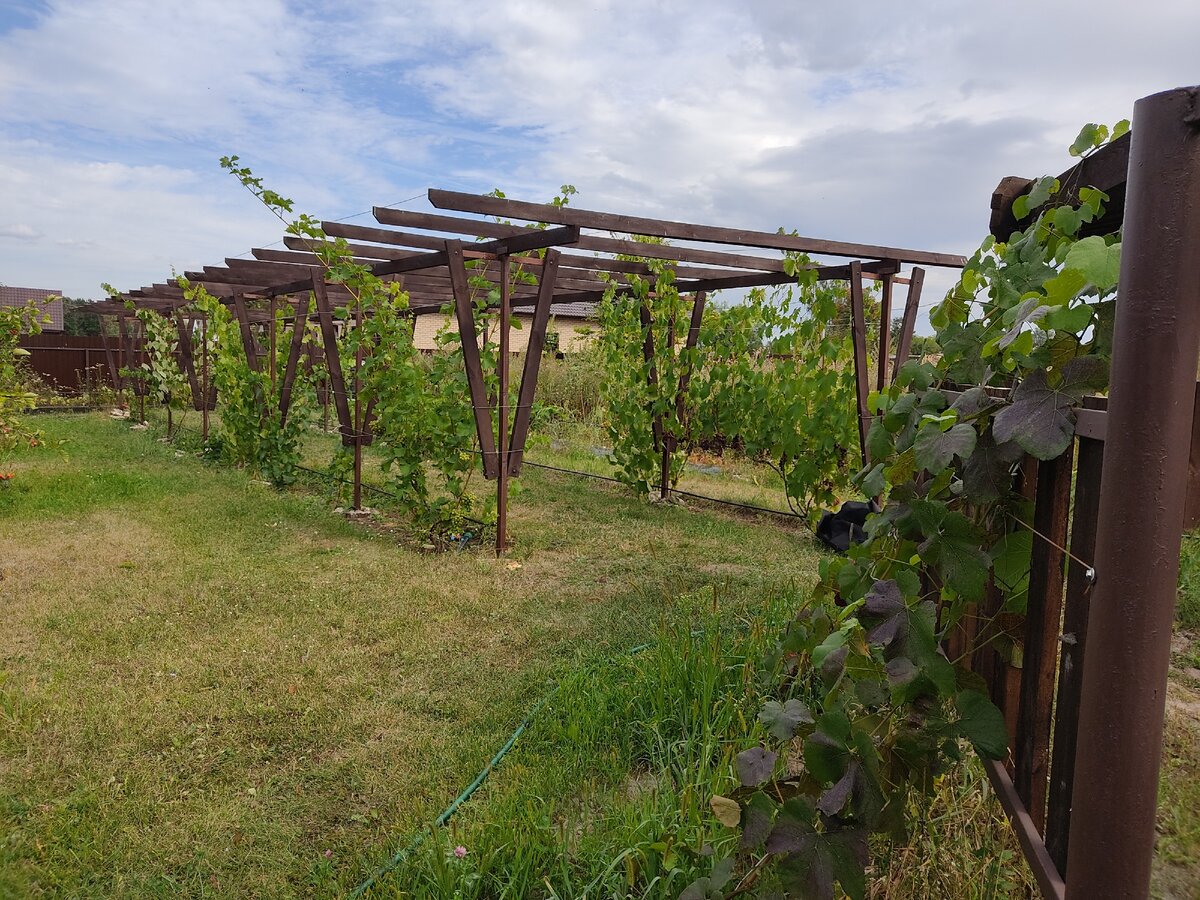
[0,413,821,898]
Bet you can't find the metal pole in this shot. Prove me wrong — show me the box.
[497,255,511,555]
[1065,85,1200,899]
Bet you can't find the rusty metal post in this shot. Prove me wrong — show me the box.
[1066,86,1200,899]
[497,255,511,555]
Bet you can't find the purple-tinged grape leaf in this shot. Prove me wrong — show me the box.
[736,746,777,787]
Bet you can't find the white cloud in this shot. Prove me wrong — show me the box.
[0,223,42,240]
[0,0,1197,318]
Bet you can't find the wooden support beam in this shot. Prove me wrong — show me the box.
[429,188,968,268]
[310,277,355,445]
[174,311,203,410]
[891,267,925,382]
[446,240,499,479]
[278,294,310,426]
[847,261,870,467]
[877,271,894,393]
[260,225,581,298]
[668,291,708,455]
[1014,446,1075,832]
[230,293,261,372]
[497,255,511,555]
[98,316,122,391]
[508,249,562,476]
[639,299,664,460]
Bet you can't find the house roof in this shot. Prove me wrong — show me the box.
[0,286,64,331]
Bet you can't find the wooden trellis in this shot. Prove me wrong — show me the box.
[98,188,961,552]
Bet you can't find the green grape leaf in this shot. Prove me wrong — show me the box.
[961,430,1023,502]
[913,422,977,475]
[955,690,1009,759]
[917,510,990,600]
[1062,236,1121,294]
[1044,302,1093,334]
[741,791,777,849]
[759,699,815,741]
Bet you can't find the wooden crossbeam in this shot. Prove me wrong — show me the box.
[429,189,968,268]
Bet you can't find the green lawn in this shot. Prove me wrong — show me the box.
[0,413,819,898]
[2,412,1196,898]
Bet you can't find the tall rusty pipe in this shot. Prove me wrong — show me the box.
[1066,86,1200,898]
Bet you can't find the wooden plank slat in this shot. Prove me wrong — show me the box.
[1015,445,1075,833]
[446,240,499,479]
[508,250,562,476]
[1045,436,1103,873]
[428,189,969,268]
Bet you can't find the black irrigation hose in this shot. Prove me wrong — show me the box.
[521,459,816,530]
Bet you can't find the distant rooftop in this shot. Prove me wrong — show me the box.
[0,286,64,331]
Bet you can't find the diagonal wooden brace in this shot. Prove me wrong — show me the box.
[891,267,925,383]
[507,249,562,475]
[99,315,122,390]
[446,239,499,479]
[231,292,261,372]
[278,293,311,426]
[666,291,707,455]
[173,311,204,410]
[311,276,356,445]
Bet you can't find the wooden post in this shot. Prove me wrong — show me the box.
[1014,446,1075,831]
[1046,435,1104,873]
[848,261,870,467]
[353,295,363,511]
[497,255,511,555]
[876,271,894,392]
[201,315,210,442]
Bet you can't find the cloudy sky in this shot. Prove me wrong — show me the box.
[1,0,1196,330]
